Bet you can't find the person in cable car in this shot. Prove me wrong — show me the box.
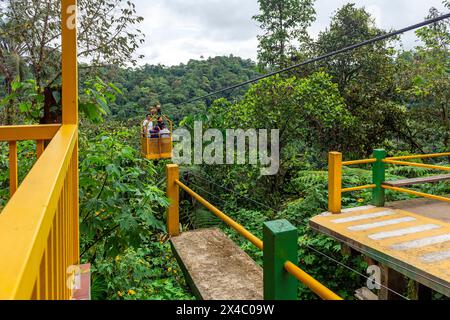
[140,105,173,160]
[149,124,161,139]
[159,123,171,138]
[142,114,153,137]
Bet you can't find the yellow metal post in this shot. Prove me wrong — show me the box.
[72,141,79,264]
[9,141,18,197]
[36,140,45,159]
[166,164,180,236]
[328,152,342,214]
[62,0,80,272]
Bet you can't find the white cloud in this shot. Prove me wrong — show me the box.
[133,0,447,66]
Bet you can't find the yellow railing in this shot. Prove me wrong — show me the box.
[382,185,450,204]
[328,151,450,214]
[383,159,450,171]
[166,164,342,300]
[0,125,61,197]
[328,152,379,214]
[386,152,450,161]
[0,125,79,299]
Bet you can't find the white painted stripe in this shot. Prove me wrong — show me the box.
[331,211,396,224]
[348,217,416,231]
[421,250,450,263]
[369,224,441,240]
[391,234,450,251]
[341,205,376,213]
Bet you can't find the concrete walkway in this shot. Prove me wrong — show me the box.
[387,197,450,223]
[310,206,450,297]
[171,228,263,300]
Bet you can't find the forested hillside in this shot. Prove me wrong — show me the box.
[103,56,259,122]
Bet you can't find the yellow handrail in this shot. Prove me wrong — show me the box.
[383,159,450,171]
[284,261,343,300]
[382,185,450,204]
[0,125,62,198]
[342,159,377,166]
[342,184,376,193]
[386,152,450,161]
[175,179,263,250]
[0,125,79,299]
[0,124,61,142]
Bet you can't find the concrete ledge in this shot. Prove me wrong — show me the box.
[387,197,450,223]
[171,228,263,300]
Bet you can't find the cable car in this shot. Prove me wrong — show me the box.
[141,115,173,160]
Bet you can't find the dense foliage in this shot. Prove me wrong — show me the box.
[102,56,260,123]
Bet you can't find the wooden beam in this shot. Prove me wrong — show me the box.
[413,282,433,300]
[379,264,407,300]
[0,125,60,142]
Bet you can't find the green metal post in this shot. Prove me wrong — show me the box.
[263,219,298,300]
[372,149,387,207]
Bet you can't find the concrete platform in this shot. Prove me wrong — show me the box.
[387,197,450,223]
[171,228,263,300]
[310,206,450,297]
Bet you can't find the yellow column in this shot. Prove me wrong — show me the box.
[328,152,342,214]
[166,164,180,236]
[9,141,18,198]
[62,0,80,290]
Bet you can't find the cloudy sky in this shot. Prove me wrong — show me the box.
[133,0,447,66]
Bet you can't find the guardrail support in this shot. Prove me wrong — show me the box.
[166,164,180,236]
[328,152,342,214]
[9,141,18,197]
[263,219,298,300]
[372,149,386,207]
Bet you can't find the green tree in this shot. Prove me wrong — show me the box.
[312,4,406,156]
[253,0,316,71]
[409,2,449,150]
[186,72,354,208]
[0,0,144,124]
[0,19,27,124]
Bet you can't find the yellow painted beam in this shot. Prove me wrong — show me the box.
[0,125,60,142]
[71,141,80,266]
[166,164,180,236]
[284,261,342,300]
[384,159,450,171]
[62,0,78,125]
[36,140,45,159]
[342,184,376,193]
[0,125,77,299]
[382,185,450,204]
[342,158,377,166]
[328,152,342,214]
[387,152,450,161]
[8,141,18,198]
